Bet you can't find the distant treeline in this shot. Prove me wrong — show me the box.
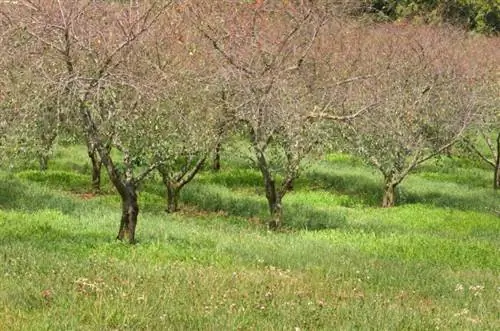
[364,0,499,34]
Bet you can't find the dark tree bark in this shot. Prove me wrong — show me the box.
[212,141,221,171]
[86,134,142,244]
[88,145,102,193]
[253,144,284,229]
[117,182,139,243]
[165,181,180,213]
[159,156,206,213]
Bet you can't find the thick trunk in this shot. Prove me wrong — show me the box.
[165,181,180,213]
[117,185,139,244]
[88,148,102,193]
[252,140,284,229]
[382,179,397,208]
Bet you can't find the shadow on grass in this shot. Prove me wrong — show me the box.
[179,183,347,231]
[197,168,263,188]
[0,175,77,214]
[16,170,97,193]
[302,168,382,206]
[0,217,109,253]
[303,166,499,214]
[402,189,499,214]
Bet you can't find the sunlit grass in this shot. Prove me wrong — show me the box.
[0,147,498,330]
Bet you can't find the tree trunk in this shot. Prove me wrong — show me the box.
[494,135,500,190]
[116,184,139,244]
[212,141,221,171]
[88,147,102,193]
[382,179,397,208]
[38,154,49,171]
[165,181,180,213]
[268,194,283,230]
[261,167,283,229]
[494,158,500,190]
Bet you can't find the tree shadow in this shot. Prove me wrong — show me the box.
[302,167,499,214]
[196,168,263,188]
[0,176,76,214]
[402,189,499,214]
[0,220,110,253]
[302,168,383,206]
[180,183,347,230]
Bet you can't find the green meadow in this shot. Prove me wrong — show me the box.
[0,145,499,330]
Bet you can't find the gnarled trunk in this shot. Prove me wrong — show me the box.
[268,194,283,230]
[212,141,221,171]
[382,179,398,208]
[88,147,102,193]
[38,154,49,171]
[165,181,180,213]
[494,158,500,190]
[117,184,139,244]
[255,150,283,229]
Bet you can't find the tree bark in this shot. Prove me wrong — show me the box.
[382,179,397,208]
[494,134,500,190]
[212,141,221,171]
[165,181,180,213]
[494,157,500,190]
[116,183,139,244]
[268,193,283,230]
[88,147,102,193]
[254,148,283,229]
[38,154,49,171]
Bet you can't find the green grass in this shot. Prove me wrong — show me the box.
[0,147,499,330]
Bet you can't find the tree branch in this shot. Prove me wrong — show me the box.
[308,102,378,122]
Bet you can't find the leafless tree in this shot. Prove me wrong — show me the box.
[187,0,333,228]
[1,0,174,243]
[459,37,500,190]
[332,25,488,207]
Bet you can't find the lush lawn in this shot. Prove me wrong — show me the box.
[0,146,499,330]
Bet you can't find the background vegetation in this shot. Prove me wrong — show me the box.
[366,0,499,34]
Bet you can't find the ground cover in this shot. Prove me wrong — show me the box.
[0,146,498,330]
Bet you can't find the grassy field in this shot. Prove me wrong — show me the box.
[0,145,499,330]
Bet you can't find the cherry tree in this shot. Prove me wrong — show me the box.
[187,0,335,228]
[332,25,488,207]
[1,0,174,243]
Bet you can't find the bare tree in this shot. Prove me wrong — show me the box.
[459,37,500,190]
[188,0,337,228]
[156,91,218,213]
[1,0,173,243]
[331,25,487,207]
